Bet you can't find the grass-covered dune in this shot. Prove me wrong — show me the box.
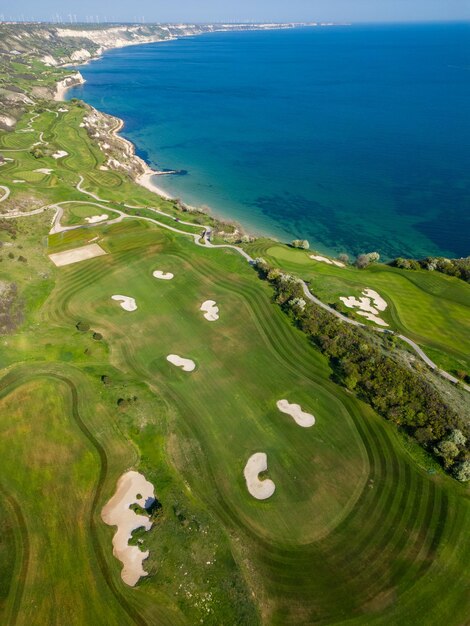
[0,78,469,624]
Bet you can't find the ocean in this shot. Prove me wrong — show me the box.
[67,23,470,259]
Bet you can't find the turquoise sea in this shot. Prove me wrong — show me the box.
[68,23,470,259]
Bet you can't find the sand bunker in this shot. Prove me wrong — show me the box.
[277,399,315,427]
[152,270,174,280]
[34,168,53,174]
[166,354,196,372]
[52,150,68,159]
[310,254,345,267]
[112,295,137,312]
[48,243,107,266]
[340,288,389,327]
[363,288,387,311]
[85,214,109,224]
[101,470,155,587]
[244,453,275,500]
[356,311,389,326]
[200,300,219,321]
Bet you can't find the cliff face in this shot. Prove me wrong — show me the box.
[0,22,310,128]
[1,22,307,67]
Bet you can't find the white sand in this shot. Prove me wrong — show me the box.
[356,311,389,326]
[310,255,345,268]
[101,470,155,587]
[52,150,68,159]
[276,399,315,428]
[340,288,389,327]
[244,453,275,500]
[152,270,174,280]
[166,354,196,372]
[48,243,107,266]
[34,168,53,174]
[58,107,68,113]
[340,296,379,315]
[136,168,173,200]
[200,300,219,321]
[112,295,137,312]
[12,179,25,183]
[85,214,109,224]
[0,185,10,202]
[363,288,387,312]
[310,254,333,265]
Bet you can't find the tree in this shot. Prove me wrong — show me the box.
[355,254,370,269]
[338,253,349,264]
[414,426,435,445]
[291,239,309,250]
[355,251,380,269]
[433,440,460,468]
[446,429,467,447]
[454,461,470,482]
[367,252,380,263]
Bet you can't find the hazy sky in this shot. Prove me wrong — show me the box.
[3,0,470,24]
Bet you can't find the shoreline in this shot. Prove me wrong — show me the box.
[54,72,86,101]
[57,74,177,202]
[54,26,352,254]
[107,114,177,201]
[54,23,330,243]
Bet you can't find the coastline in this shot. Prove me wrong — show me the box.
[54,72,86,101]
[56,70,176,202]
[54,23,326,227]
[108,114,176,201]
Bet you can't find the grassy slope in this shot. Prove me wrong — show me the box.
[245,240,470,374]
[0,98,469,625]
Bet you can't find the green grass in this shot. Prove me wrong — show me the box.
[0,101,469,625]
[0,372,135,625]
[245,240,470,373]
[60,203,119,226]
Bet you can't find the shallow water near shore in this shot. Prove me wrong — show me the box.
[68,23,470,259]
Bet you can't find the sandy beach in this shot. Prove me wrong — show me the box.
[55,72,85,101]
[136,167,174,200]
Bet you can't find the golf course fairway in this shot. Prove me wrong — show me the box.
[0,78,469,626]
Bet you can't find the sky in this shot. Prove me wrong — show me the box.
[2,0,469,25]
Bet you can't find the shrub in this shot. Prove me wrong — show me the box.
[454,461,470,482]
[291,239,310,249]
[433,440,460,468]
[356,251,380,269]
[75,321,90,332]
[92,332,103,341]
[446,429,467,447]
[355,254,370,269]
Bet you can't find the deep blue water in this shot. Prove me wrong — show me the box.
[68,23,470,258]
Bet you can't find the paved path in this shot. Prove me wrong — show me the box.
[0,185,10,203]
[3,176,469,394]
